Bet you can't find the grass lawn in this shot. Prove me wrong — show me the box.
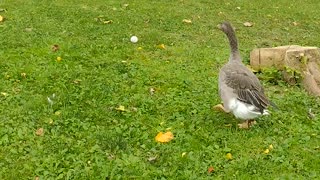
[1,0,320,179]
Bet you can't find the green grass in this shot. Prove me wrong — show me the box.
[1,0,320,179]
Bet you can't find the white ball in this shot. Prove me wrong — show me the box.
[130,36,138,43]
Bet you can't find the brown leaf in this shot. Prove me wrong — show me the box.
[52,44,59,52]
[208,166,215,173]
[36,128,44,136]
[243,22,253,27]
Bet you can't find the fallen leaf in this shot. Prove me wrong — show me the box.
[263,148,270,154]
[226,153,233,160]
[115,105,126,112]
[243,22,253,27]
[103,20,113,24]
[149,87,155,95]
[56,56,62,62]
[55,111,61,116]
[52,44,59,52]
[73,79,82,84]
[1,92,8,96]
[208,166,214,173]
[36,128,44,136]
[292,21,298,26]
[0,15,4,22]
[147,156,157,162]
[158,44,166,49]
[137,47,143,50]
[25,28,33,32]
[236,7,241,10]
[181,152,187,157]
[182,19,192,24]
[21,72,27,78]
[308,108,315,119]
[269,144,273,150]
[35,176,40,180]
[155,131,174,143]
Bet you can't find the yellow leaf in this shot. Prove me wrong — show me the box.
[137,47,143,50]
[21,72,27,78]
[158,44,165,49]
[182,19,192,24]
[55,111,61,116]
[269,144,273,150]
[226,153,233,160]
[181,152,187,157]
[115,105,126,112]
[103,20,113,24]
[0,15,4,22]
[48,118,54,124]
[1,92,8,96]
[243,22,253,27]
[155,131,174,143]
[263,148,270,154]
[56,56,62,62]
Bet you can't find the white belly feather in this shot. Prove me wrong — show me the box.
[228,98,269,120]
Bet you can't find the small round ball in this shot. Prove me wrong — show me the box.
[130,36,138,43]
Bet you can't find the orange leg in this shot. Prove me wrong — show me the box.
[238,120,257,129]
[213,104,228,113]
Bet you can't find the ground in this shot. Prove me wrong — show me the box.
[0,0,320,179]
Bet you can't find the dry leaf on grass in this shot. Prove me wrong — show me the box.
[269,144,273,150]
[115,105,126,112]
[149,87,155,95]
[155,131,174,143]
[56,56,62,62]
[208,166,214,173]
[182,19,192,24]
[36,128,44,136]
[243,22,253,27]
[55,111,61,116]
[226,153,233,160]
[21,72,27,78]
[0,15,4,22]
[157,44,165,49]
[1,92,8,96]
[52,44,59,52]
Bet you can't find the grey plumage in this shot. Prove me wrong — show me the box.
[218,21,273,116]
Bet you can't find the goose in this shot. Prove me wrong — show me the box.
[214,21,276,129]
